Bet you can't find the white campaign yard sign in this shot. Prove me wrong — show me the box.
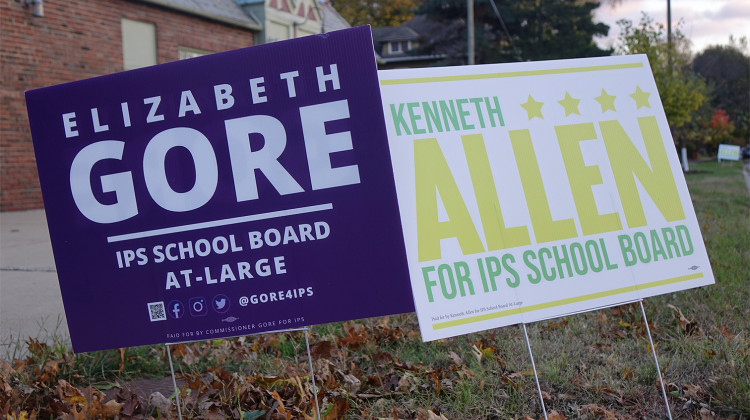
[379,55,715,341]
[717,144,740,161]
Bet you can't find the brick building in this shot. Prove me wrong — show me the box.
[1,0,343,212]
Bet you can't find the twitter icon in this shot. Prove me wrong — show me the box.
[212,294,230,313]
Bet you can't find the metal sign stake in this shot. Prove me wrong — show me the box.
[165,343,184,420]
[522,323,548,420]
[639,300,673,419]
[304,327,322,420]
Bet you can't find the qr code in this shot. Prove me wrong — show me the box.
[147,301,167,321]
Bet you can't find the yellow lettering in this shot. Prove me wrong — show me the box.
[556,123,622,235]
[509,129,577,243]
[462,133,530,250]
[600,117,685,227]
[415,138,484,261]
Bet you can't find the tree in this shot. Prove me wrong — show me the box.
[332,0,420,27]
[692,38,750,142]
[616,14,709,153]
[413,0,613,65]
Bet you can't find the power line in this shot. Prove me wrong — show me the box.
[488,0,522,61]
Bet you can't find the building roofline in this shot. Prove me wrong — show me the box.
[129,0,263,31]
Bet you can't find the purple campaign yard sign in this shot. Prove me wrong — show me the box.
[25,26,413,353]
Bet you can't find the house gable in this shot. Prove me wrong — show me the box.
[237,0,322,43]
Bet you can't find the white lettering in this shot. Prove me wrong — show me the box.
[143,127,218,212]
[279,71,299,97]
[70,140,137,223]
[316,64,340,92]
[225,115,303,201]
[144,96,164,123]
[63,112,78,138]
[214,84,234,110]
[91,108,109,133]
[300,100,360,190]
[249,77,267,104]
[178,90,201,117]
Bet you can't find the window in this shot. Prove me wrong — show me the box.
[390,41,410,54]
[266,21,291,43]
[121,18,157,70]
[178,47,213,60]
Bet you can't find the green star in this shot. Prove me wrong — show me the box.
[630,86,651,109]
[521,95,544,120]
[558,91,581,116]
[594,89,616,113]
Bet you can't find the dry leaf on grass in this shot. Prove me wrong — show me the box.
[548,410,566,420]
[55,379,86,406]
[448,351,462,366]
[424,409,449,420]
[582,403,617,420]
[149,391,171,415]
[667,304,699,335]
[699,407,717,419]
[100,399,124,418]
[310,341,337,359]
[323,397,350,420]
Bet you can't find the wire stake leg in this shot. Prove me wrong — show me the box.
[522,323,548,420]
[166,343,183,420]
[304,328,321,420]
[639,300,673,419]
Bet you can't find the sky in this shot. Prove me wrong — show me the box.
[593,0,750,53]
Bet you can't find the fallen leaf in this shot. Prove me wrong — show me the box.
[310,341,337,359]
[548,410,566,420]
[717,324,734,340]
[683,383,705,400]
[425,409,449,420]
[116,389,140,417]
[448,351,462,366]
[149,391,171,415]
[100,400,124,418]
[667,304,699,335]
[342,373,361,394]
[55,379,87,406]
[60,407,86,420]
[429,372,441,395]
[542,320,568,331]
[323,397,350,420]
[699,407,716,419]
[338,328,369,350]
[471,345,483,364]
[397,375,411,392]
[205,407,225,420]
[269,390,286,414]
[581,404,617,420]
[118,348,125,374]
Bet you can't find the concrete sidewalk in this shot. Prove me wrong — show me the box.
[0,210,69,354]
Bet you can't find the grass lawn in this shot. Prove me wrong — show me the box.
[2,160,749,419]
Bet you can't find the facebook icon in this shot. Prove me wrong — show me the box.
[167,300,184,319]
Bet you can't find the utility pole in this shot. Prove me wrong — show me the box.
[666,0,687,171]
[467,0,475,65]
[667,0,672,70]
